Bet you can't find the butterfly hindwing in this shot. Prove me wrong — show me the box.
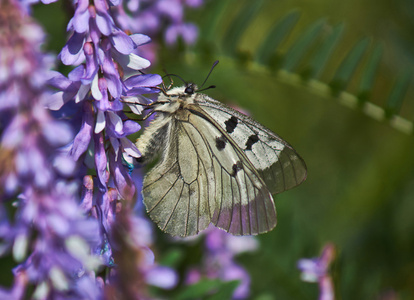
[141,115,213,237]
[195,95,307,194]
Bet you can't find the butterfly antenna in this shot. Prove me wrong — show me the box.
[199,60,219,89]
[197,85,216,93]
[162,73,187,86]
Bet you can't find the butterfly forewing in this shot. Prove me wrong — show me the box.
[195,96,307,194]
[186,108,277,235]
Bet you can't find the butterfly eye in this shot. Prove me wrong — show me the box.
[184,85,195,95]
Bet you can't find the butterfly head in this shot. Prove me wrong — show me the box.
[184,83,196,95]
[162,83,199,97]
[160,60,218,97]
[148,85,198,114]
[151,61,219,113]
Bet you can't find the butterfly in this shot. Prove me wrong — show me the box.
[133,66,307,237]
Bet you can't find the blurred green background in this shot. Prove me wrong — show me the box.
[34,0,414,299]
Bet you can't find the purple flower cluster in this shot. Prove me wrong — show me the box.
[44,0,183,295]
[106,205,177,299]
[297,243,336,300]
[185,226,258,299]
[113,0,204,61]
[0,0,101,298]
[46,0,160,242]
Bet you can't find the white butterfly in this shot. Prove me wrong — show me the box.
[134,80,307,237]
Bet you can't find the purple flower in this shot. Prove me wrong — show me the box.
[185,0,203,7]
[107,207,178,299]
[298,243,336,300]
[112,0,204,60]
[184,226,258,299]
[165,22,198,45]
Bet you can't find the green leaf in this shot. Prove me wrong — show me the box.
[330,37,370,94]
[307,23,345,79]
[200,0,232,41]
[385,70,412,118]
[159,248,184,268]
[222,0,265,55]
[174,279,237,300]
[358,44,383,103]
[206,280,240,300]
[282,18,325,72]
[255,10,301,65]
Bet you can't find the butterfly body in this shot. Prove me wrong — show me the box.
[136,84,306,237]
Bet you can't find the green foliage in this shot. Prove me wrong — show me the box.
[173,279,239,300]
[192,0,414,135]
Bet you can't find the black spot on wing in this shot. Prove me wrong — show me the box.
[224,116,238,133]
[215,136,227,151]
[245,134,259,150]
[231,161,243,177]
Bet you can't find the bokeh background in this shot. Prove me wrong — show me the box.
[33,0,414,298]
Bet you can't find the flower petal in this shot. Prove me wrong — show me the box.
[47,71,72,90]
[109,151,136,200]
[42,120,73,146]
[157,0,183,21]
[105,73,122,99]
[107,111,123,134]
[68,65,86,82]
[46,91,66,110]
[120,138,140,158]
[122,120,141,135]
[186,0,203,7]
[146,266,178,289]
[82,43,99,83]
[69,102,94,160]
[72,0,90,33]
[126,53,151,70]
[91,74,103,100]
[75,84,91,103]
[95,110,106,133]
[80,175,94,213]
[124,74,162,89]
[94,133,108,186]
[110,31,135,55]
[165,23,198,45]
[123,95,150,115]
[94,0,114,36]
[129,34,151,46]
[60,32,85,65]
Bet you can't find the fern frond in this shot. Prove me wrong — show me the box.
[306,23,345,80]
[255,10,300,65]
[281,18,325,72]
[192,1,414,135]
[329,37,370,95]
[385,70,413,118]
[221,0,265,55]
